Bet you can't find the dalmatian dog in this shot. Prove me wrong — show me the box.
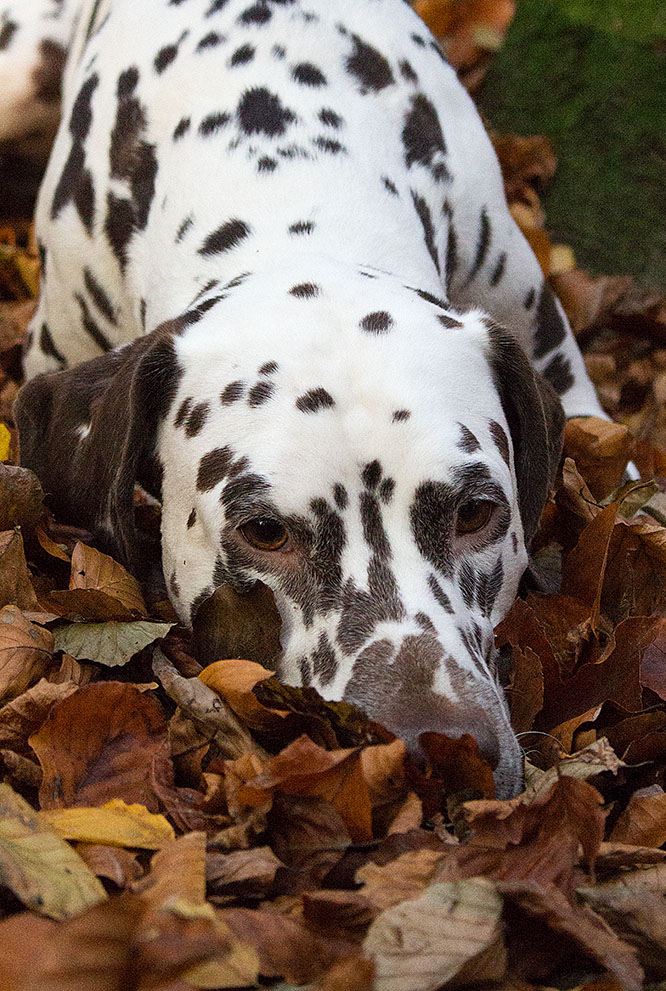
[7,0,607,798]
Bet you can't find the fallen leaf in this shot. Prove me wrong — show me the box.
[75,843,144,887]
[564,419,632,500]
[0,782,106,919]
[199,657,285,729]
[193,580,282,665]
[0,463,44,533]
[0,530,39,610]
[206,846,283,898]
[419,731,495,798]
[30,681,170,810]
[610,786,666,848]
[0,677,78,755]
[356,848,450,912]
[0,606,53,704]
[363,877,506,991]
[39,799,175,849]
[53,620,172,665]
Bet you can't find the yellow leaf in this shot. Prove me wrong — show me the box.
[0,782,106,919]
[39,799,175,849]
[0,425,11,463]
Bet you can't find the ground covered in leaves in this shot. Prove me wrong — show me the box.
[1,3,666,989]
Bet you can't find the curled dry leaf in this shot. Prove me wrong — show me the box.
[0,782,106,919]
[30,681,170,811]
[75,843,144,887]
[0,605,53,704]
[0,676,78,755]
[564,418,632,500]
[199,657,285,730]
[356,848,450,912]
[39,799,175,849]
[206,845,283,898]
[363,877,505,991]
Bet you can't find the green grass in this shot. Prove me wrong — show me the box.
[479,0,666,288]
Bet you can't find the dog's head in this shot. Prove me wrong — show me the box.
[16,261,563,797]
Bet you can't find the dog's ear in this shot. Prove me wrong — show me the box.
[485,321,565,545]
[15,323,182,575]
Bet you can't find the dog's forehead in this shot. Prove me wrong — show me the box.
[170,266,514,516]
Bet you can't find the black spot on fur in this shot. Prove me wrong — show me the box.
[199,219,251,255]
[117,67,139,98]
[173,117,191,140]
[154,44,179,73]
[289,282,320,299]
[176,216,193,241]
[399,59,418,82]
[206,0,229,14]
[313,136,346,155]
[428,573,453,613]
[257,156,277,173]
[237,86,296,136]
[362,460,382,490]
[292,62,327,86]
[259,361,278,375]
[186,401,210,437]
[39,323,66,366]
[83,268,117,325]
[333,483,348,510]
[345,34,394,92]
[197,446,235,491]
[534,285,566,359]
[175,397,193,427]
[0,20,17,51]
[239,3,272,26]
[312,632,337,687]
[524,287,536,309]
[392,409,410,423]
[187,508,197,528]
[199,112,231,135]
[411,33,426,47]
[220,380,245,404]
[319,108,343,129]
[231,43,255,66]
[382,176,399,195]
[414,287,448,309]
[289,220,315,235]
[296,388,335,413]
[466,207,491,283]
[360,311,393,334]
[247,381,275,407]
[51,74,99,233]
[411,191,439,274]
[402,94,448,177]
[437,313,463,329]
[75,293,112,351]
[379,478,395,504]
[512,532,518,553]
[542,352,575,394]
[489,420,510,466]
[490,252,507,286]
[458,424,480,453]
[272,44,286,59]
[198,31,224,50]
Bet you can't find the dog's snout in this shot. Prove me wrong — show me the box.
[390,715,501,772]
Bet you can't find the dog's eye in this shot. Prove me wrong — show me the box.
[240,517,289,551]
[456,499,495,535]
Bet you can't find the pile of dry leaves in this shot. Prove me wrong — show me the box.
[1,4,666,990]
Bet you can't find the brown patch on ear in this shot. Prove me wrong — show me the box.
[485,322,564,545]
[15,322,182,576]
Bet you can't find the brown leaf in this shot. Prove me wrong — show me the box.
[434,777,606,899]
[579,880,666,980]
[500,881,643,990]
[495,596,561,697]
[506,644,543,733]
[562,500,619,624]
[46,542,148,620]
[550,269,633,335]
[0,606,53,704]
[76,843,143,887]
[356,848,450,912]
[30,681,169,811]
[236,735,373,842]
[265,793,352,893]
[138,832,207,907]
[303,890,376,942]
[206,846,282,898]
[564,419,632,500]
[0,463,44,533]
[0,530,39,610]
[360,738,406,806]
[0,677,78,756]
[419,732,496,798]
[313,957,375,991]
[611,786,666,848]
[220,906,354,984]
[199,657,285,730]
[492,133,557,205]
